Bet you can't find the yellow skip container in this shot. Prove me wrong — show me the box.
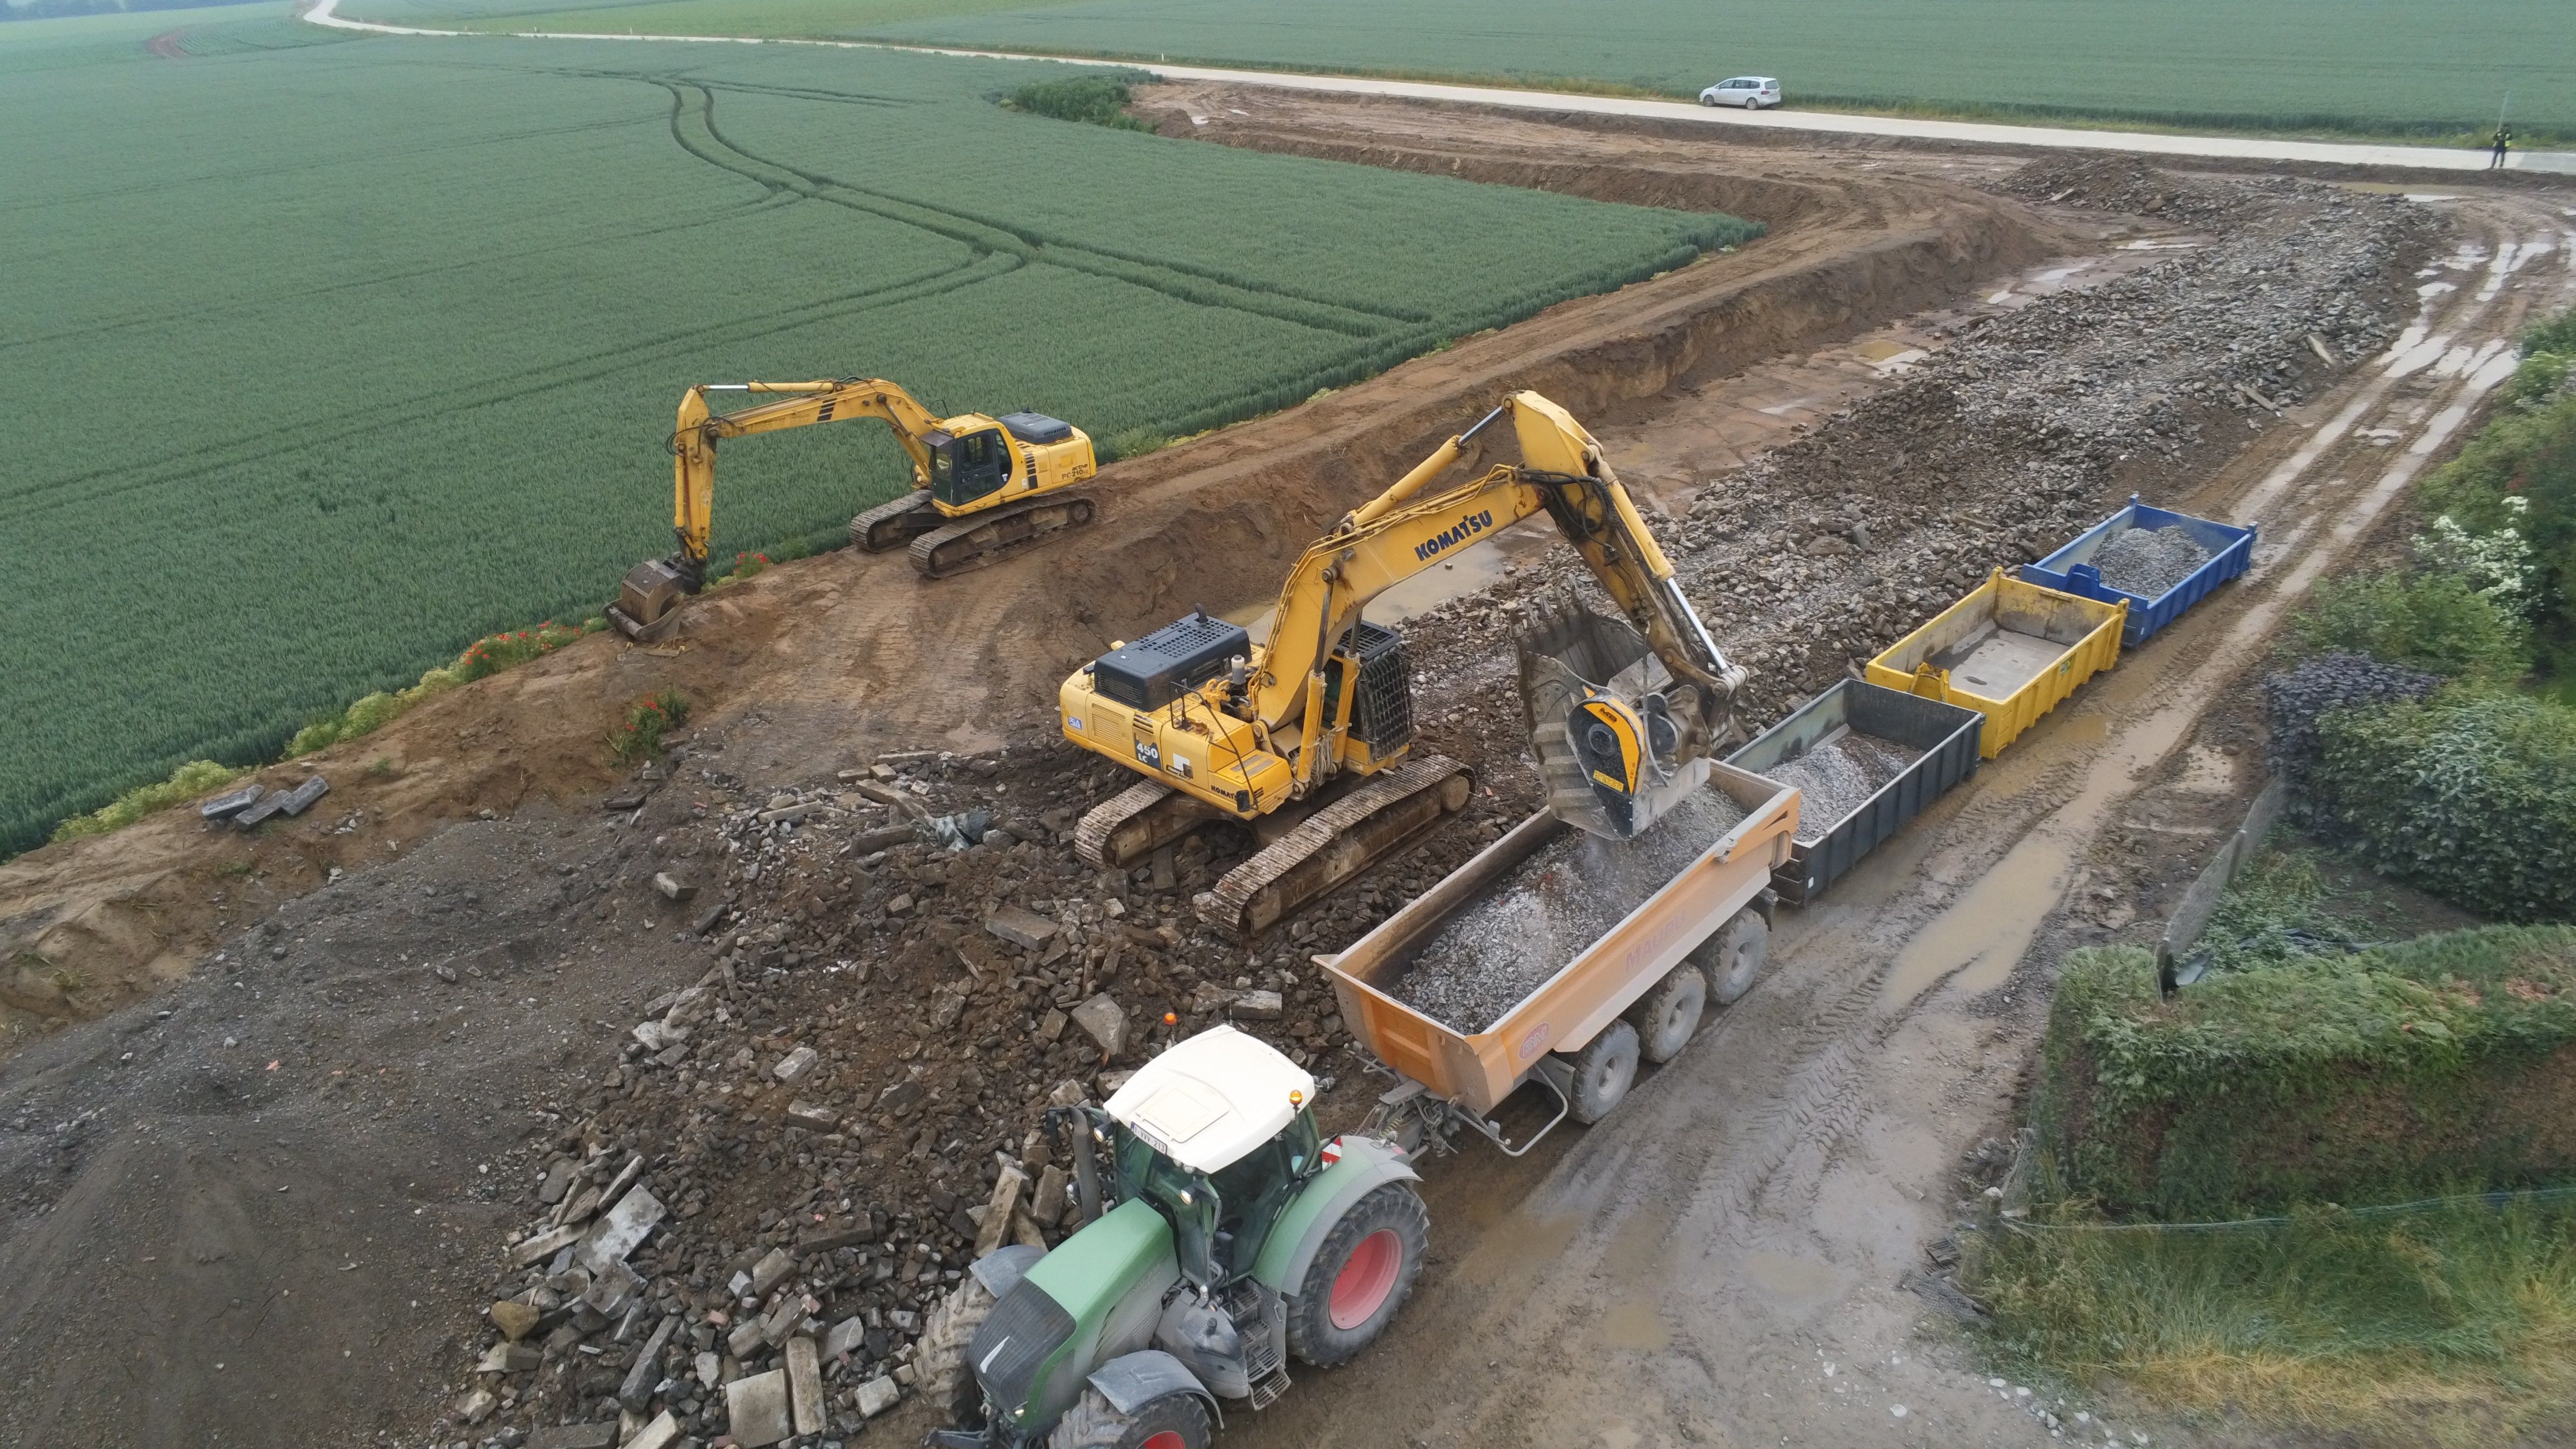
[1866,569,2125,758]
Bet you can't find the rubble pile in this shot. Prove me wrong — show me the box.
[430,739,1518,1448]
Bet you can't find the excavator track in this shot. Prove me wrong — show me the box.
[1074,779,1224,870]
[1200,755,1471,937]
[851,490,938,552]
[909,491,1097,579]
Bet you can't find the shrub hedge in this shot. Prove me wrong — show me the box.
[2035,931,2576,1217]
[2307,688,2576,921]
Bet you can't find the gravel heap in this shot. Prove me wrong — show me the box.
[1997,155,2244,225]
[2092,523,2211,599]
[2264,652,2441,826]
[1764,731,1923,843]
[1391,787,1747,1032]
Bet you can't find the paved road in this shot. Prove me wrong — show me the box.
[304,0,2574,176]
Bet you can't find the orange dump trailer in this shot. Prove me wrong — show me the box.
[1322,764,1797,1153]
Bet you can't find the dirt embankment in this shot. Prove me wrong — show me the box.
[0,119,2057,1048]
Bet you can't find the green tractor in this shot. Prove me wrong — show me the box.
[921,1025,1429,1448]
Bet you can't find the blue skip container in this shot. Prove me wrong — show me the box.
[2020,495,2256,647]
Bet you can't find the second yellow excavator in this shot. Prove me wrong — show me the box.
[1057,390,1748,934]
[609,377,1097,636]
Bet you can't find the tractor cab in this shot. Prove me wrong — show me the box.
[1100,1026,1323,1289]
[929,1027,1426,1449]
[925,423,1012,507]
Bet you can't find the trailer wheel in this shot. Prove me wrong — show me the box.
[1624,963,1707,1064]
[1566,1019,1640,1124]
[1287,1181,1428,1366]
[916,1272,998,1426]
[1697,908,1770,1006]
[1047,1386,1212,1449]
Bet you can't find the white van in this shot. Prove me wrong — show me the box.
[1699,77,1781,109]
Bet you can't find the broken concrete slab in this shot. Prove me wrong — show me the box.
[618,1314,679,1410]
[475,1339,542,1374]
[726,1368,794,1447]
[577,1185,665,1273]
[1230,989,1284,1020]
[652,872,697,902]
[1029,1164,1069,1228]
[456,1387,497,1424]
[771,1046,817,1083]
[510,1223,586,1268]
[824,1316,865,1360]
[758,1293,803,1346]
[624,1409,681,1449]
[786,1336,825,1435]
[537,1159,578,1205]
[1069,994,1128,1057]
[726,1317,767,1360]
[198,782,263,819]
[855,1374,900,1418]
[749,1246,795,1296]
[983,905,1060,951]
[973,1166,1027,1258]
[274,774,330,817]
[784,1100,837,1131]
[1035,1008,1067,1043]
[583,1259,643,1318]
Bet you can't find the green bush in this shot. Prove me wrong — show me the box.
[1003,74,1154,131]
[605,689,692,766]
[2034,930,2576,1218]
[2308,689,2576,920]
[2287,570,2530,680]
[2419,307,2576,642]
[50,760,247,843]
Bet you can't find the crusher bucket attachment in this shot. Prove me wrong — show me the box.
[1519,599,1712,840]
[607,557,694,641]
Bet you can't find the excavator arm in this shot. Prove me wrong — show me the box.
[666,378,945,580]
[1249,392,1744,832]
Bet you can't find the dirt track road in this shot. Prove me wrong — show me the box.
[1206,195,2570,1449]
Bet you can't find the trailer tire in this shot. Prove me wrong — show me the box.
[1566,1019,1640,1124]
[1698,908,1770,1006]
[1047,1386,1212,1449]
[1625,964,1707,1064]
[1286,1181,1428,1367]
[917,1273,998,1426]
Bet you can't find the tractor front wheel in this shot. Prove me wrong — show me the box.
[1046,1386,1212,1449]
[1287,1181,1429,1366]
[917,1273,999,1427]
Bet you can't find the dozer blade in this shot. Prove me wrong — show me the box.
[1518,602,1710,840]
[909,490,1098,579]
[1199,755,1471,936]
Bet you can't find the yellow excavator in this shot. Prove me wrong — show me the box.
[608,377,1097,636]
[1058,390,1748,934]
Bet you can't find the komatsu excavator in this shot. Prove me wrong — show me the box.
[608,377,1096,636]
[1058,390,1746,935]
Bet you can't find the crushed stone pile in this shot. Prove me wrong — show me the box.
[2091,523,2211,599]
[1997,155,2243,225]
[1391,788,1748,1033]
[1763,732,1923,842]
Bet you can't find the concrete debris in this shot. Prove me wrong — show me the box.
[525,1424,617,1449]
[198,782,264,819]
[750,1246,794,1296]
[983,905,1060,950]
[1069,993,1128,1057]
[651,872,697,902]
[489,1299,542,1341]
[784,1099,837,1131]
[274,774,330,818]
[510,1223,585,1267]
[1230,988,1284,1020]
[578,1185,665,1273]
[770,1045,817,1083]
[786,1336,826,1434]
[622,1409,682,1449]
[974,1166,1027,1258]
[856,1374,901,1418]
[1762,731,1922,842]
[725,1367,794,1447]
[456,1387,497,1425]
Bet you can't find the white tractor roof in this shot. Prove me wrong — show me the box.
[1104,1024,1317,1174]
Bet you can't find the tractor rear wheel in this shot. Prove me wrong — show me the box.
[1046,1386,1212,1449]
[1625,963,1707,1064]
[1566,1019,1640,1124]
[1286,1181,1429,1367]
[917,1273,998,1426]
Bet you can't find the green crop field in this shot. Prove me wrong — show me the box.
[0,3,1748,854]
[347,0,2576,140]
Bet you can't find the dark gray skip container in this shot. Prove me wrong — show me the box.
[1723,681,1983,905]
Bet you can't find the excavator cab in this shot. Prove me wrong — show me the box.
[927,427,1011,507]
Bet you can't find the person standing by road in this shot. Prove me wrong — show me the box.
[2490,124,2512,169]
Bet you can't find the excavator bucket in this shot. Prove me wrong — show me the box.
[1518,599,1711,840]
